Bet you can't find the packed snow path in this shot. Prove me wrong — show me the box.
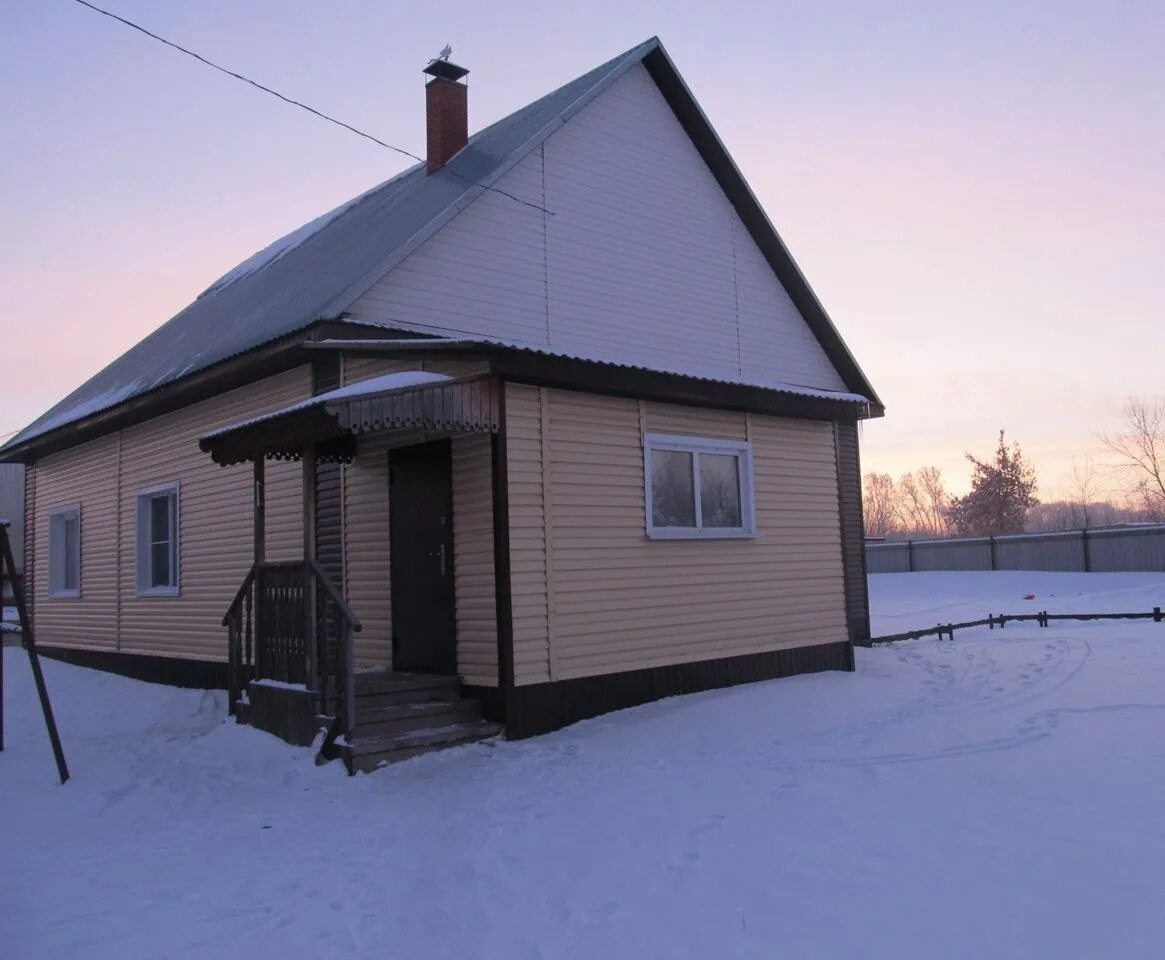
[3,572,1165,958]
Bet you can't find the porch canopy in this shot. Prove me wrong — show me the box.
[199,371,500,466]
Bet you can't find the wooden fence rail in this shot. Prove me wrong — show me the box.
[864,606,1164,646]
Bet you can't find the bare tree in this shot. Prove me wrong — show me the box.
[1101,397,1165,520]
[897,467,950,536]
[1067,456,1100,529]
[862,473,898,538]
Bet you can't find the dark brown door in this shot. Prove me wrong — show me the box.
[389,439,457,675]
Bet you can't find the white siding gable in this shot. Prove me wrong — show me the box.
[349,63,847,392]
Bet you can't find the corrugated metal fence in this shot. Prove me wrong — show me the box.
[867,525,1165,574]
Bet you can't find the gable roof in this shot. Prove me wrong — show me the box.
[3,37,880,459]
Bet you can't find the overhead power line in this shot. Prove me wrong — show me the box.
[69,0,550,213]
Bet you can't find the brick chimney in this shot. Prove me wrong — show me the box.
[423,58,469,174]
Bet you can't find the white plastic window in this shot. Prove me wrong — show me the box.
[136,483,179,595]
[48,506,81,598]
[644,434,756,539]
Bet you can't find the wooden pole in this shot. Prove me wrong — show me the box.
[253,457,266,565]
[302,445,318,693]
[1,522,68,783]
[253,456,265,678]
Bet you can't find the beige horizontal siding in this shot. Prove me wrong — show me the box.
[452,433,498,685]
[33,434,120,651]
[28,367,312,661]
[341,355,489,387]
[342,431,395,667]
[116,368,310,660]
[506,387,847,684]
[505,384,551,684]
[264,463,304,562]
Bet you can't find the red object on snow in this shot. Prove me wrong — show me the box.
[1023,593,1037,600]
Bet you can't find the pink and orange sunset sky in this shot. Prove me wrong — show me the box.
[3,1,1162,498]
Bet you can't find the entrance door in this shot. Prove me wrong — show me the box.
[389,439,457,675]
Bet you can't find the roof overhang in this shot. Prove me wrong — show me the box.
[199,372,500,467]
[309,338,882,422]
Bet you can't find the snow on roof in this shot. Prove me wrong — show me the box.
[198,182,390,298]
[202,370,453,440]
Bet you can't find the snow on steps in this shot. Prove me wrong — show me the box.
[345,720,504,771]
[339,670,501,772]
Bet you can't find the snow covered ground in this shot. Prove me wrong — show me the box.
[3,571,1165,959]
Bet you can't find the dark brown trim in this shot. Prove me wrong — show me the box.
[461,683,505,724]
[489,351,874,422]
[489,381,514,721]
[309,340,877,422]
[833,422,870,649]
[504,640,854,739]
[37,645,227,689]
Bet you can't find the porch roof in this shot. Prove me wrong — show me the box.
[199,372,500,466]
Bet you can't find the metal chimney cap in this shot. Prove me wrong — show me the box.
[423,59,469,83]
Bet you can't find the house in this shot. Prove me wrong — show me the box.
[0,38,882,770]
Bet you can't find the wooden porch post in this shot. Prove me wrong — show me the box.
[490,383,515,729]
[253,456,265,678]
[253,457,266,564]
[303,445,318,692]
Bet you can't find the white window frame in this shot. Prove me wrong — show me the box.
[48,504,81,598]
[643,433,757,539]
[135,482,180,597]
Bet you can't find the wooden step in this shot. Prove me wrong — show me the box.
[344,721,503,772]
[352,670,460,698]
[353,698,481,738]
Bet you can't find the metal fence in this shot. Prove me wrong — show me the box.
[867,525,1165,574]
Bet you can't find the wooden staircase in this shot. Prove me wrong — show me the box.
[224,560,501,773]
[340,671,501,772]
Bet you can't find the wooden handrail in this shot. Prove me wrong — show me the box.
[307,558,362,633]
[222,564,257,627]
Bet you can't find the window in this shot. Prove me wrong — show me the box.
[48,506,81,597]
[644,434,756,538]
[136,484,179,595]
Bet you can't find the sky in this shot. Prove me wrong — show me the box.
[2,1,1163,498]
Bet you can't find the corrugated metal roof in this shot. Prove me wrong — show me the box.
[4,39,658,452]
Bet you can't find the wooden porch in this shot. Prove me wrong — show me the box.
[223,559,499,771]
[207,373,505,772]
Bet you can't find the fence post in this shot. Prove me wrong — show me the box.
[907,540,915,573]
[1081,528,1092,573]
[989,535,997,571]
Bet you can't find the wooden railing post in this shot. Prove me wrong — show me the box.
[343,620,356,742]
